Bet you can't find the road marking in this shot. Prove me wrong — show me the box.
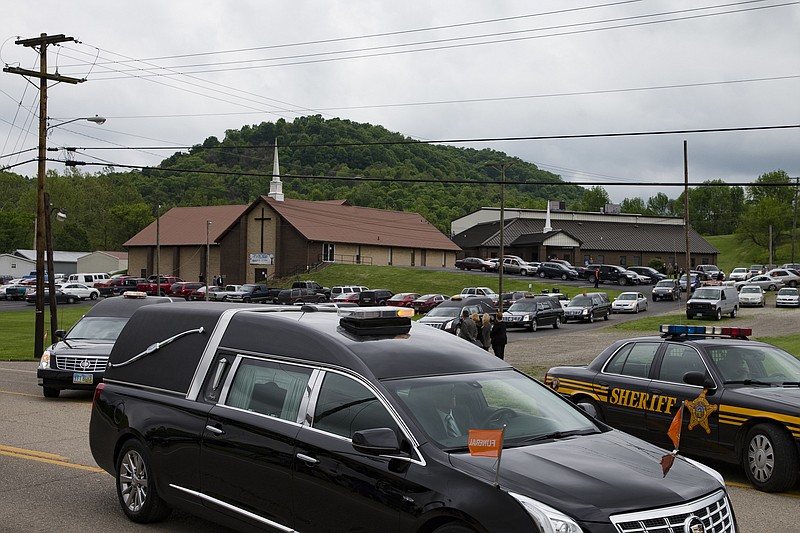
[0,366,37,374]
[0,389,92,402]
[0,444,105,473]
[0,389,40,398]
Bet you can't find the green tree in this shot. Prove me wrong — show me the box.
[737,196,789,251]
[647,192,675,216]
[620,197,648,214]
[575,186,610,212]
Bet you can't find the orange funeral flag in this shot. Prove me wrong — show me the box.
[667,402,684,450]
[468,429,504,458]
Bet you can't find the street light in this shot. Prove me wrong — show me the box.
[34,115,105,359]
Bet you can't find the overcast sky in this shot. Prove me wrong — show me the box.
[2,0,799,203]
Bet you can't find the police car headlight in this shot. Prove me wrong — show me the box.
[39,350,51,369]
[509,492,584,533]
[682,456,726,488]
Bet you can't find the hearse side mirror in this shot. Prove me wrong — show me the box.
[352,428,402,456]
[683,371,716,390]
[577,400,600,419]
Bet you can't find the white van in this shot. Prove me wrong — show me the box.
[67,272,111,285]
[686,285,739,320]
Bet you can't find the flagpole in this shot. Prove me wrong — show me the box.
[494,425,506,488]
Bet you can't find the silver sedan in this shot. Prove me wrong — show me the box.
[611,291,648,313]
[735,275,784,292]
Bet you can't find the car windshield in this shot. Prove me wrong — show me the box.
[508,300,537,312]
[417,294,437,300]
[617,293,637,301]
[66,317,128,341]
[692,288,721,299]
[709,344,800,385]
[740,287,762,294]
[567,295,592,307]
[386,370,599,450]
[778,288,799,295]
[732,268,747,273]
[424,306,462,318]
[241,284,259,291]
[655,280,674,287]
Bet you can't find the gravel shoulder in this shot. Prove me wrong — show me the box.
[506,303,798,379]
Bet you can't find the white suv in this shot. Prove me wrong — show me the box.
[765,268,800,288]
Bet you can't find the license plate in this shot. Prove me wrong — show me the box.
[73,373,93,384]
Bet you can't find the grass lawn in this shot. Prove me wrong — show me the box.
[1,307,87,361]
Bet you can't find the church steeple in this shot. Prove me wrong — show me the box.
[268,141,284,202]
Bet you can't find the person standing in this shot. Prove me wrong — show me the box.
[480,313,492,350]
[217,275,224,287]
[593,267,600,288]
[490,311,507,359]
[458,309,478,344]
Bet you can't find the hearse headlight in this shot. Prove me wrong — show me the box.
[509,492,584,533]
[582,308,589,315]
[444,319,454,331]
[39,350,51,369]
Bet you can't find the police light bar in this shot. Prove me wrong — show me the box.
[122,291,147,299]
[338,306,413,336]
[659,324,752,338]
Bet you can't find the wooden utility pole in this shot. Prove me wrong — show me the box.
[4,34,84,358]
[683,141,691,294]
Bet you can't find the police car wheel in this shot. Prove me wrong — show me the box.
[116,440,172,523]
[744,424,800,492]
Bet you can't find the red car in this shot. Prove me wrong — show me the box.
[386,292,420,308]
[333,292,361,304]
[412,293,448,314]
[170,282,204,300]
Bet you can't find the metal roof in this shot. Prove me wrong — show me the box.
[124,205,249,247]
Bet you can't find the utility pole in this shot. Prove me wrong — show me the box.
[683,141,691,294]
[792,177,798,263]
[4,34,84,358]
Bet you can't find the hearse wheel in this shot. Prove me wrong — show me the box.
[116,440,172,523]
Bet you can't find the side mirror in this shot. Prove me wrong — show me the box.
[577,400,600,419]
[683,371,715,390]
[54,329,66,339]
[352,428,402,456]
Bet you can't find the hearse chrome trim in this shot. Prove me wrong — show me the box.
[101,378,187,397]
[169,484,296,532]
[611,490,734,533]
[107,327,205,368]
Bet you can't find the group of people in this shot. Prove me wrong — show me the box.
[457,309,507,359]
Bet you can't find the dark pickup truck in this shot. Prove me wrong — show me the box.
[291,280,330,300]
[226,283,276,303]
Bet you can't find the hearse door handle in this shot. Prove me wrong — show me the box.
[205,425,225,435]
[296,453,319,465]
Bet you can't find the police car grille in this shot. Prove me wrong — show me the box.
[55,356,108,372]
[612,490,734,533]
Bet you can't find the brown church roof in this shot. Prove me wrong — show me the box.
[262,197,460,251]
[124,205,249,246]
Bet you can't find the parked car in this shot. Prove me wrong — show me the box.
[627,266,666,284]
[695,264,726,281]
[137,276,184,296]
[611,292,648,313]
[1,284,29,301]
[411,293,447,314]
[454,256,493,271]
[291,280,331,300]
[418,296,495,334]
[226,283,273,303]
[546,323,800,492]
[170,282,205,300]
[775,287,800,307]
[501,257,536,276]
[734,275,783,292]
[36,293,174,398]
[57,282,100,301]
[459,286,499,306]
[765,268,800,288]
[216,284,243,301]
[502,294,564,331]
[89,305,734,532]
[738,285,765,307]
[728,267,750,283]
[330,285,369,298]
[536,261,578,280]
[499,290,529,310]
[563,292,612,323]
[686,285,739,320]
[357,288,394,306]
[585,264,639,286]
[333,292,361,304]
[276,287,327,305]
[651,279,681,301]
[748,264,765,277]
[679,272,702,291]
[25,289,78,305]
[386,292,420,307]
[188,286,227,301]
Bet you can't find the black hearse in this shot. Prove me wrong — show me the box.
[89,303,736,532]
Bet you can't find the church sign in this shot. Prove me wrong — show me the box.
[249,253,274,265]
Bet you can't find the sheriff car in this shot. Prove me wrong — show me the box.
[545,324,800,492]
[89,305,736,532]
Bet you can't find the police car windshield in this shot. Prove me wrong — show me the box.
[386,370,599,450]
[710,344,800,385]
[66,317,128,341]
